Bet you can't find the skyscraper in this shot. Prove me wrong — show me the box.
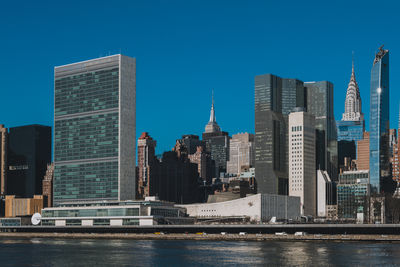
[202,92,229,177]
[42,163,54,207]
[254,74,307,195]
[369,46,390,193]
[357,132,370,171]
[337,57,365,143]
[6,125,51,198]
[288,109,316,216]
[53,55,136,204]
[0,125,7,196]
[392,107,400,183]
[136,132,157,199]
[227,133,255,176]
[305,81,338,181]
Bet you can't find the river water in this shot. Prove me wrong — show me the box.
[1,238,400,266]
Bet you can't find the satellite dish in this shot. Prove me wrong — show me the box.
[31,213,42,226]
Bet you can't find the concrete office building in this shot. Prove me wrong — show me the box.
[54,55,136,204]
[42,163,54,208]
[227,133,255,176]
[357,132,370,170]
[369,46,390,193]
[7,125,51,198]
[136,132,157,199]
[254,75,307,195]
[288,109,316,216]
[305,81,338,181]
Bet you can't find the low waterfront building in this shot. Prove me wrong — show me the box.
[180,193,300,223]
[5,195,44,218]
[40,197,191,226]
[337,170,370,222]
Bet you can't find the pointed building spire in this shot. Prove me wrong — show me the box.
[351,51,355,80]
[342,52,363,122]
[205,89,221,133]
[209,89,216,122]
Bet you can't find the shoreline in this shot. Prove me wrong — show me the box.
[1,232,400,242]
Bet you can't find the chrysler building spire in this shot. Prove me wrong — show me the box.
[205,89,221,133]
[342,55,364,122]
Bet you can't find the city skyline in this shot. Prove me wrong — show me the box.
[1,1,400,154]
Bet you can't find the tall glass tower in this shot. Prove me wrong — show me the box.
[53,55,136,204]
[369,46,390,193]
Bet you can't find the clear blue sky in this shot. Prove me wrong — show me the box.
[0,0,399,154]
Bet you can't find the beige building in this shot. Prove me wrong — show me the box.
[226,133,254,175]
[5,195,43,218]
[288,110,316,216]
[357,132,370,170]
[42,163,54,207]
[0,124,7,196]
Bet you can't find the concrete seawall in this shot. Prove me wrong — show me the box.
[1,232,400,242]
[2,224,400,235]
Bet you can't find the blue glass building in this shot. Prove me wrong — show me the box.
[337,120,364,142]
[369,46,390,193]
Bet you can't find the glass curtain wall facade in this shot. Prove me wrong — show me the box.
[369,47,390,193]
[305,81,338,181]
[54,55,136,204]
[7,125,51,198]
[254,74,307,195]
[337,170,369,220]
[336,120,364,142]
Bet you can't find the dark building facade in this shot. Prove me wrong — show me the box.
[305,81,338,181]
[156,141,200,204]
[179,135,206,155]
[254,74,307,195]
[188,146,214,184]
[0,124,7,197]
[6,125,51,198]
[338,140,356,172]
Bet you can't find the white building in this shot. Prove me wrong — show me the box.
[226,133,254,175]
[180,193,300,223]
[317,170,333,217]
[40,197,190,226]
[289,109,316,216]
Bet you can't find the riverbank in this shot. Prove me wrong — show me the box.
[1,232,400,242]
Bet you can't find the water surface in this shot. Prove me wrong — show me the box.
[1,238,400,266]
